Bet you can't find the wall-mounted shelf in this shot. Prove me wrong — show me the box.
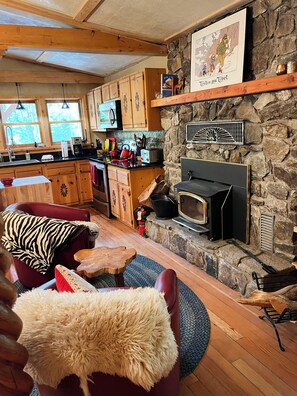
[151,72,297,108]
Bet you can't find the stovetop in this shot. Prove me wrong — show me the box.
[89,156,161,169]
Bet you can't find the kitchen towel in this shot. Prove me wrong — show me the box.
[90,163,99,187]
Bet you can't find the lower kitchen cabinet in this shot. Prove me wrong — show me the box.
[0,159,93,206]
[119,183,133,226]
[43,162,80,205]
[76,160,93,204]
[108,165,163,228]
[109,178,121,218]
[0,168,15,179]
[14,164,43,178]
[49,174,79,206]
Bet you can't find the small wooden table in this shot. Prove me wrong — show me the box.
[74,246,137,287]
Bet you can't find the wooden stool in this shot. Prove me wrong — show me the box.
[74,246,137,287]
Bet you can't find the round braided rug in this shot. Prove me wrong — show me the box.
[16,255,210,395]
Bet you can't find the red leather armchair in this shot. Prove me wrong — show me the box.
[5,202,95,289]
[37,269,180,396]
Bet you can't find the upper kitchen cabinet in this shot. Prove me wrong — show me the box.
[101,81,119,102]
[87,87,103,131]
[119,76,134,130]
[93,87,103,129]
[119,68,165,131]
[86,90,97,130]
[109,81,119,99]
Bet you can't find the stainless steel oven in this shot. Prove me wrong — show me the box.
[90,160,111,218]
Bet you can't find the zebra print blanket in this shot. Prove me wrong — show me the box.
[1,210,86,275]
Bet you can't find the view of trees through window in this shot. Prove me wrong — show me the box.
[0,100,83,146]
[0,102,41,145]
[46,101,83,143]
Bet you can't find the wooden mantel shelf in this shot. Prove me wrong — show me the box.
[151,72,297,108]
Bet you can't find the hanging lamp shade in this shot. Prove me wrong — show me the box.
[61,83,70,109]
[15,83,25,110]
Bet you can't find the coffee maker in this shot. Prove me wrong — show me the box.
[70,137,83,157]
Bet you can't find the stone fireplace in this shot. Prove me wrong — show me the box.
[146,0,297,295]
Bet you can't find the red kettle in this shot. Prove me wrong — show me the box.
[120,144,131,159]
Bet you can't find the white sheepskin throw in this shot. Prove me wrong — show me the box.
[14,288,178,396]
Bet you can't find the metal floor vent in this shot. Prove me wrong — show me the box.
[260,213,274,252]
[186,120,244,145]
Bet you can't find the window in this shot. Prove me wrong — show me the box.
[0,102,41,145]
[46,101,83,143]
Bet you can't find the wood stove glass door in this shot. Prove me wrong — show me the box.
[178,192,208,224]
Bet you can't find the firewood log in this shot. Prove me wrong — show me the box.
[0,214,33,395]
[238,283,297,314]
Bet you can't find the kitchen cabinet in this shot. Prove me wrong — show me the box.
[86,87,103,131]
[109,178,120,217]
[76,160,93,204]
[119,68,165,131]
[86,90,98,130]
[130,71,146,129]
[14,164,43,178]
[118,76,133,129]
[108,164,163,228]
[93,87,103,130]
[0,163,43,180]
[0,168,15,179]
[43,162,79,205]
[101,81,119,102]
[101,84,110,102]
[0,160,93,206]
[109,81,119,99]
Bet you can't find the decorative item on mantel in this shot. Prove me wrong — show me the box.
[161,74,178,97]
[190,8,246,93]
[286,60,297,74]
[276,63,287,75]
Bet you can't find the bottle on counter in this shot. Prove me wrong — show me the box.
[25,150,31,160]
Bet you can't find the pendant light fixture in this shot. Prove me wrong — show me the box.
[15,82,25,110]
[61,83,70,109]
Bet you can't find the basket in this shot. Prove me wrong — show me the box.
[138,175,169,209]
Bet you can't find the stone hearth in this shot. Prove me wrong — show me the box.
[146,213,291,295]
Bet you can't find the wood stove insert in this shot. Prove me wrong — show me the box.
[173,158,250,243]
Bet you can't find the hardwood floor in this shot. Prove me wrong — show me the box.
[90,209,297,396]
[8,207,297,395]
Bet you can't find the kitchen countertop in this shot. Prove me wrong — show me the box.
[0,155,163,170]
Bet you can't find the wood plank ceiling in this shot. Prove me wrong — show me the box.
[0,0,251,81]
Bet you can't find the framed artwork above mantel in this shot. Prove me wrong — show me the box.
[190,8,247,93]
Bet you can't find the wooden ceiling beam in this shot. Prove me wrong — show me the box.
[74,0,105,22]
[0,71,103,84]
[5,54,105,78]
[0,25,167,55]
[0,0,163,43]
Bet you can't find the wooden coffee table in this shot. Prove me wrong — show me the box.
[74,246,137,287]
